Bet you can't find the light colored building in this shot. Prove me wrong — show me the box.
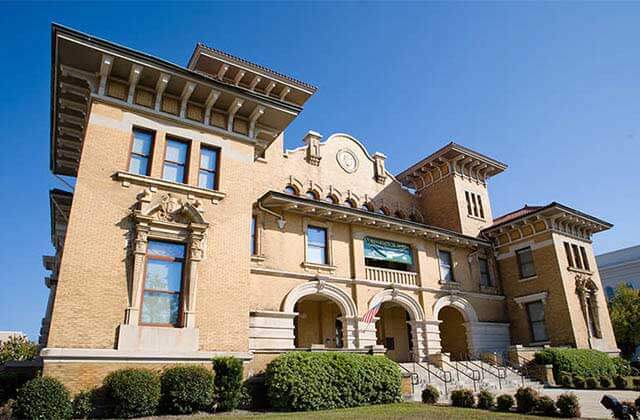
[596,245,640,299]
[39,24,619,393]
[0,331,26,345]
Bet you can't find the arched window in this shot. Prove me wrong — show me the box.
[306,190,318,200]
[325,195,338,204]
[377,207,389,216]
[361,203,372,212]
[284,185,297,195]
[344,199,356,208]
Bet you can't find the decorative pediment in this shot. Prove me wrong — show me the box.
[575,274,598,294]
[135,189,207,226]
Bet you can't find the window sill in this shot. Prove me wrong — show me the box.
[301,261,336,274]
[567,267,593,275]
[251,255,265,264]
[466,214,486,222]
[530,341,550,346]
[439,280,460,288]
[519,275,538,283]
[114,171,226,204]
[480,285,498,294]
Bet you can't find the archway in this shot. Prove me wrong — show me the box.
[437,306,469,360]
[375,302,414,362]
[294,295,344,349]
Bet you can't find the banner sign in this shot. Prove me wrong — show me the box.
[364,237,413,265]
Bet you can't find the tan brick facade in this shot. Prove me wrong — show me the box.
[40,26,618,393]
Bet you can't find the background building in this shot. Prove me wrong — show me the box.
[597,245,640,299]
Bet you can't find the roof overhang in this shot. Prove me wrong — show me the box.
[51,24,312,176]
[49,188,73,250]
[396,142,508,191]
[258,191,490,249]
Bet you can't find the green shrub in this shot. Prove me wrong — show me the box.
[614,374,630,389]
[239,375,268,410]
[496,394,515,412]
[535,348,618,380]
[13,376,72,420]
[599,376,612,388]
[265,352,401,411]
[558,371,573,388]
[0,399,14,420]
[421,385,439,404]
[0,369,38,404]
[613,357,632,375]
[72,390,94,419]
[534,349,554,365]
[212,357,243,412]
[103,368,160,418]
[160,365,215,414]
[585,376,598,389]
[556,392,580,418]
[515,387,539,413]
[536,396,557,416]
[572,375,586,389]
[476,389,494,410]
[450,389,475,408]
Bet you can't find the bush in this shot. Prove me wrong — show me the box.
[212,357,243,412]
[558,371,573,388]
[265,352,401,411]
[421,385,439,404]
[0,399,14,420]
[635,395,640,408]
[103,368,160,418]
[614,374,630,389]
[535,348,618,380]
[572,375,586,389]
[633,377,640,388]
[585,376,598,389]
[0,335,38,363]
[613,357,633,375]
[72,390,94,419]
[13,376,72,420]
[239,375,268,410]
[496,394,515,412]
[477,389,495,410]
[515,387,539,413]
[556,392,581,418]
[599,376,612,388]
[536,396,557,416]
[450,389,475,408]
[0,369,38,404]
[160,365,214,414]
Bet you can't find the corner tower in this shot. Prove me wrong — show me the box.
[396,143,507,237]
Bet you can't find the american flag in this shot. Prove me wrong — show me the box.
[362,303,381,324]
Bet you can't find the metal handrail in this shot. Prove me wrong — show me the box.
[499,357,528,388]
[441,359,480,392]
[465,358,505,390]
[415,361,452,395]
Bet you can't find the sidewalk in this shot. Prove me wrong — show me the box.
[540,388,639,419]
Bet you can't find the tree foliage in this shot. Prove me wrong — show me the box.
[0,335,38,364]
[609,284,640,358]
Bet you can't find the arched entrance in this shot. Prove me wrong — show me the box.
[375,302,414,362]
[293,296,344,349]
[438,306,469,360]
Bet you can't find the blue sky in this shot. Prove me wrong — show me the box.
[1,2,639,339]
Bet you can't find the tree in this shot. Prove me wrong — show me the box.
[608,284,640,358]
[0,335,38,363]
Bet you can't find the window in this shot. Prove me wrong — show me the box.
[284,185,297,195]
[464,191,485,219]
[438,250,455,282]
[344,199,356,208]
[526,301,549,342]
[580,247,590,271]
[140,240,185,326]
[465,191,472,215]
[361,204,372,212]
[163,138,189,183]
[571,244,583,269]
[250,216,257,256]
[477,196,485,219]
[479,257,492,287]
[129,128,154,175]
[564,242,574,268]
[325,195,337,204]
[198,146,219,190]
[516,247,536,279]
[306,226,327,265]
[306,190,318,200]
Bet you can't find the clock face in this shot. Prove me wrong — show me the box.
[337,149,359,173]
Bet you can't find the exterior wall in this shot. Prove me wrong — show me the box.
[416,174,461,233]
[597,245,640,296]
[453,176,493,237]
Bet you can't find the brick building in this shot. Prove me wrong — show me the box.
[40,25,618,393]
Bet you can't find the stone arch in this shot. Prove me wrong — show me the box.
[283,280,357,318]
[432,295,479,323]
[369,288,425,321]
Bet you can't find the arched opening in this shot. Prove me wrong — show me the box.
[375,302,414,362]
[438,306,469,360]
[293,295,344,349]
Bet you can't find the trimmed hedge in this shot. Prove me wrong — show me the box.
[515,387,539,413]
[421,385,439,404]
[572,375,586,389]
[599,376,612,388]
[536,395,557,416]
[13,376,72,420]
[496,394,514,412]
[477,389,495,410]
[265,352,402,411]
[535,348,617,380]
[585,376,598,389]
[450,389,475,408]
[556,392,580,418]
[558,371,573,388]
[103,368,160,418]
[71,390,94,419]
[160,365,215,414]
[614,374,629,389]
[212,357,243,412]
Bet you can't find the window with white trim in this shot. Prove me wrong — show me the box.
[526,300,549,342]
[306,225,328,265]
[438,250,455,283]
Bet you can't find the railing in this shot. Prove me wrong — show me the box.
[365,266,418,286]
[465,358,506,390]
[415,361,453,395]
[442,359,481,392]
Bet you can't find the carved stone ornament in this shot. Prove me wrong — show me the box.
[135,189,206,225]
[336,148,359,174]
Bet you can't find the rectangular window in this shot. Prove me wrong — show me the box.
[198,146,219,190]
[526,301,549,342]
[477,196,485,219]
[479,257,491,287]
[163,138,189,183]
[471,194,479,217]
[141,240,185,326]
[580,246,590,271]
[438,250,455,282]
[129,128,154,175]
[465,191,485,219]
[306,226,327,265]
[563,242,574,267]
[516,247,536,279]
[250,215,257,256]
[571,244,583,269]
[465,191,472,216]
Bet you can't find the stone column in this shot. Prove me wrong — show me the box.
[407,320,429,361]
[125,223,149,325]
[423,320,443,355]
[339,316,359,349]
[356,317,379,349]
[183,228,205,328]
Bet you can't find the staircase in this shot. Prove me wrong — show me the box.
[399,359,543,402]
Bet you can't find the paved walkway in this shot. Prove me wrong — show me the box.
[540,388,639,419]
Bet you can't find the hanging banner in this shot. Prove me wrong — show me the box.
[364,237,413,265]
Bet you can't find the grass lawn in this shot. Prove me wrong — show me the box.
[209,403,542,419]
